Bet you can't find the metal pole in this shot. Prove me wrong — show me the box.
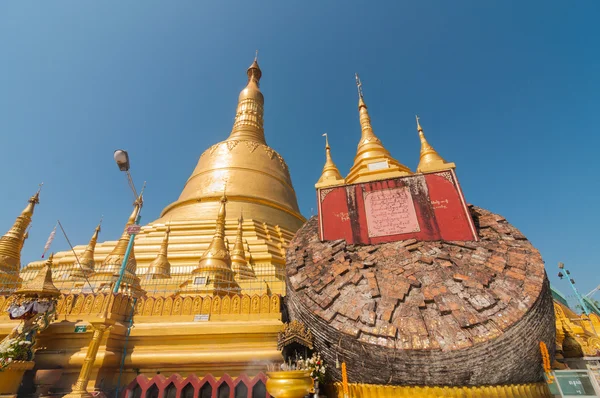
[563,265,598,336]
[113,214,141,294]
[114,297,137,398]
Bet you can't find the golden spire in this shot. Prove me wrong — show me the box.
[98,197,142,276]
[228,53,266,144]
[315,133,345,188]
[72,220,102,278]
[0,187,42,276]
[146,225,171,279]
[189,194,239,294]
[415,115,456,173]
[15,253,60,298]
[345,74,412,184]
[195,194,231,272]
[231,213,255,279]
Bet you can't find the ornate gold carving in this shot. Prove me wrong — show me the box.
[260,294,270,313]
[271,295,280,312]
[143,298,154,316]
[232,295,241,314]
[182,297,192,315]
[226,140,239,151]
[251,295,260,314]
[153,297,164,315]
[173,296,183,315]
[263,145,276,159]
[72,295,85,315]
[135,298,144,315]
[221,296,231,314]
[163,297,173,316]
[277,320,314,351]
[201,296,212,314]
[212,296,221,314]
[193,296,202,314]
[245,140,260,153]
[92,294,104,314]
[241,295,250,314]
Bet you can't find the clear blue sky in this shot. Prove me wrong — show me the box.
[1,1,599,298]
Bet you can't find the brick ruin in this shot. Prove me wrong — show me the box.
[285,207,555,386]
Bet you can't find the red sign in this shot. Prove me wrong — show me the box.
[127,225,142,235]
[317,169,477,244]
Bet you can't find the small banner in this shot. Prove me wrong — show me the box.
[41,223,57,258]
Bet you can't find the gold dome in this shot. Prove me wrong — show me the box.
[159,57,305,231]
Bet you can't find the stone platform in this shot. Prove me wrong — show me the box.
[285,206,555,386]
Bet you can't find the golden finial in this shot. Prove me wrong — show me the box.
[316,133,344,188]
[255,49,259,61]
[345,75,412,184]
[232,211,254,279]
[355,73,364,99]
[416,115,423,132]
[415,116,456,173]
[15,253,60,298]
[229,54,265,143]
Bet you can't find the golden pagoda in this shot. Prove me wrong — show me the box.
[415,115,456,173]
[0,188,40,292]
[345,74,412,184]
[315,133,344,188]
[3,57,300,394]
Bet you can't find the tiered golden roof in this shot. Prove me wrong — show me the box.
[415,116,455,173]
[146,225,171,279]
[315,133,345,188]
[15,253,60,297]
[0,188,41,288]
[345,74,412,184]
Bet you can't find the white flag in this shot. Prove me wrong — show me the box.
[41,224,57,258]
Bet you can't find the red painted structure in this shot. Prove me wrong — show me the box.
[122,373,270,398]
[317,169,477,244]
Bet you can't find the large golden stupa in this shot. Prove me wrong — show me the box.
[0,57,305,395]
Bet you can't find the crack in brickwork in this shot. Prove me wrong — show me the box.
[286,206,555,386]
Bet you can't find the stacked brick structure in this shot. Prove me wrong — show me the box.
[286,206,555,386]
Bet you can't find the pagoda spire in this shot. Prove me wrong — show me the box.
[72,220,102,279]
[231,213,255,279]
[97,196,142,277]
[227,52,266,144]
[415,116,456,173]
[345,74,412,184]
[0,187,41,286]
[315,133,345,188]
[15,253,60,298]
[146,225,171,279]
[189,194,239,294]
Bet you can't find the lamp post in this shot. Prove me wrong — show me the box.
[113,150,143,294]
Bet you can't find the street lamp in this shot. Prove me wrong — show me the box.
[113,150,130,171]
[113,149,143,294]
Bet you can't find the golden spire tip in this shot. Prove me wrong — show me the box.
[323,133,330,149]
[416,115,423,132]
[355,73,364,98]
[255,49,258,61]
